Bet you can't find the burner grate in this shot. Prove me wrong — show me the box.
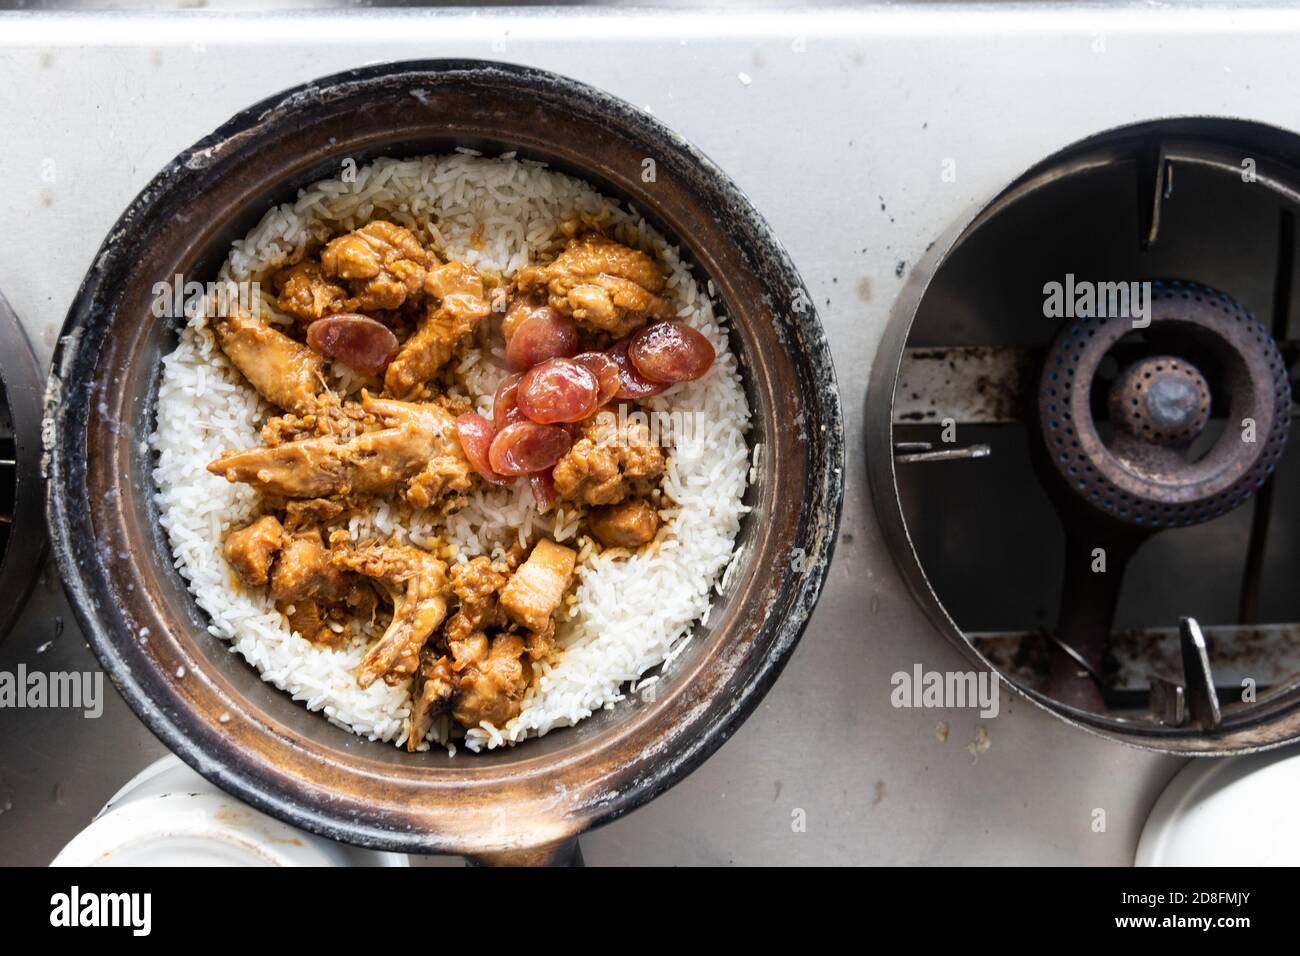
[872,118,1300,751]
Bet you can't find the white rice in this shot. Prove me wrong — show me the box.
[150,153,751,752]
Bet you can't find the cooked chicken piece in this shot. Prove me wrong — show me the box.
[384,262,492,397]
[331,539,449,688]
[452,556,510,624]
[280,599,349,648]
[320,221,428,312]
[524,620,557,661]
[223,515,284,588]
[586,498,661,550]
[212,311,325,415]
[516,234,673,338]
[208,427,428,499]
[273,261,349,324]
[442,611,475,648]
[552,409,665,506]
[499,538,576,633]
[443,555,510,644]
[262,399,377,446]
[207,393,470,506]
[426,259,493,314]
[344,577,380,623]
[406,647,455,752]
[282,497,346,532]
[449,631,532,728]
[363,394,475,509]
[269,528,353,604]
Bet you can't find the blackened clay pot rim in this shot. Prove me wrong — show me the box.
[45,59,844,859]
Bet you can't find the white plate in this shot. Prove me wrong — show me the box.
[1137,746,1300,866]
[51,756,408,867]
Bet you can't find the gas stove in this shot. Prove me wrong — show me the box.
[6,2,1300,865]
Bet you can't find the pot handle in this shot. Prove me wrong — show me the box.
[464,837,583,867]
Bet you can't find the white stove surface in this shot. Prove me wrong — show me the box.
[10,2,1294,864]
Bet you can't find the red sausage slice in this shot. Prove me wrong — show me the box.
[455,413,510,485]
[530,471,558,513]
[493,373,526,430]
[505,307,579,372]
[628,320,716,384]
[572,351,622,407]
[306,314,399,375]
[488,422,572,477]
[607,335,668,400]
[517,358,600,424]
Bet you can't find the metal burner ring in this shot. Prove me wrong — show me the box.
[1038,280,1291,529]
[1108,355,1211,447]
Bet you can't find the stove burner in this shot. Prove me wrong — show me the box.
[1108,356,1210,447]
[0,289,46,641]
[872,119,1300,750]
[1037,281,1291,530]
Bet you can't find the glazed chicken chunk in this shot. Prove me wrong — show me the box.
[403,548,551,738]
[499,539,577,633]
[269,527,353,605]
[449,631,533,729]
[406,647,456,751]
[224,519,370,648]
[281,600,349,648]
[586,498,661,550]
[516,234,673,338]
[207,393,471,508]
[212,311,325,416]
[223,515,284,588]
[443,555,511,644]
[273,261,349,325]
[331,538,450,688]
[364,395,476,510]
[385,261,493,397]
[320,220,429,312]
[552,409,665,507]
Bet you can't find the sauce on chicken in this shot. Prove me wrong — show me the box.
[205,218,714,747]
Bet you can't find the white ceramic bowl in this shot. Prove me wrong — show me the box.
[51,756,408,867]
[1137,746,1300,865]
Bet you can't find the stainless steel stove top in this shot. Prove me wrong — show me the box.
[11,1,1294,865]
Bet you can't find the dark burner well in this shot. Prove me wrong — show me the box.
[871,118,1300,753]
[0,289,46,641]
